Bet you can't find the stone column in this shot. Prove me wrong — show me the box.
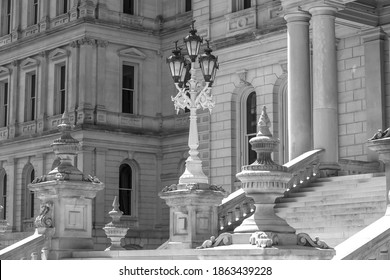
[94,148,107,230]
[284,11,312,160]
[362,28,386,161]
[309,5,340,172]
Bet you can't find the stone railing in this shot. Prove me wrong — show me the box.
[338,159,383,175]
[217,188,255,233]
[334,215,390,260]
[0,230,48,260]
[282,149,324,195]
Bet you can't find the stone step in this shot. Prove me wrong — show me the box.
[281,189,385,202]
[281,212,383,224]
[276,195,386,208]
[291,179,385,194]
[276,207,385,218]
[314,173,385,182]
[275,198,386,210]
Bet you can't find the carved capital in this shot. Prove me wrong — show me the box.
[97,40,109,48]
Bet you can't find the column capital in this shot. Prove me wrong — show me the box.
[284,10,311,23]
[308,4,340,16]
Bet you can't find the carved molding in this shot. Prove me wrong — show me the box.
[20,57,40,69]
[118,47,147,60]
[0,66,11,77]
[49,48,69,60]
[297,232,331,249]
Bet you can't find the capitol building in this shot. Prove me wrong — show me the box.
[0,0,389,260]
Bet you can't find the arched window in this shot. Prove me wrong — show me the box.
[119,163,134,216]
[245,91,257,164]
[24,167,35,219]
[0,171,6,220]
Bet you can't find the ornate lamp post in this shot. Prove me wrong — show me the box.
[166,21,219,185]
[160,22,225,249]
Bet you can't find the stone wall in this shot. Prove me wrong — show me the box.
[337,35,367,161]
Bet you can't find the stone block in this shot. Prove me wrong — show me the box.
[339,124,347,135]
[347,145,363,157]
[346,100,362,113]
[353,46,364,57]
[346,79,362,91]
[338,69,353,82]
[353,88,365,100]
[338,90,353,103]
[337,48,353,60]
[339,134,355,146]
[354,132,368,144]
[339,113,354,125]
[345,36,361,48]
[352,67,365,79]
[338,60,345,71]
[346,122,363,134]
[345,57,361,69]
[354,111,366,122]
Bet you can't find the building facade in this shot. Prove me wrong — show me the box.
[0,0,389,250]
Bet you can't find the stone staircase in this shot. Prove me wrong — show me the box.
[275,173,387,248]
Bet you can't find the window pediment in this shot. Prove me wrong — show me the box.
[118,47,147,60]
[0,66,10,77]
[20,58,40,69]
[49,48,69,60]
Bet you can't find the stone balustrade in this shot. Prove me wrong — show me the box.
[281,149,324,196]
[0,231,47,260]
[217,189,255,233]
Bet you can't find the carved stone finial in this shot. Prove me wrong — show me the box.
[103,196,129,251]
[257,106,272,137]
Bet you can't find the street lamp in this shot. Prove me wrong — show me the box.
[166,21,219,185]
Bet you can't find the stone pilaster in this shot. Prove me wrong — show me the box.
[309,5,340,173]
[37,51,48,133]
[284,11,312,161]
[3,158,15,231]
[9,61,19,139]
[96,40,108,124]
[362,28,386,161]
[77,37,97,124]
[39,0,50,31]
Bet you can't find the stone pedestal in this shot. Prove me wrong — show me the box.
[28,112,104,259]
[195,107,335,259]
[367,136,390,215]
[159,183,226,249]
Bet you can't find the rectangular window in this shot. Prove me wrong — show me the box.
[58,0,69,15]
[185,0,192,12]
[56,65,66,114]
[122,65,135,114]
[26,73,37,121]
[33,0,39,25]
[232,0,251,12]
[0,81,9,127]
[1,0,12,36]
[123,0,135,15]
